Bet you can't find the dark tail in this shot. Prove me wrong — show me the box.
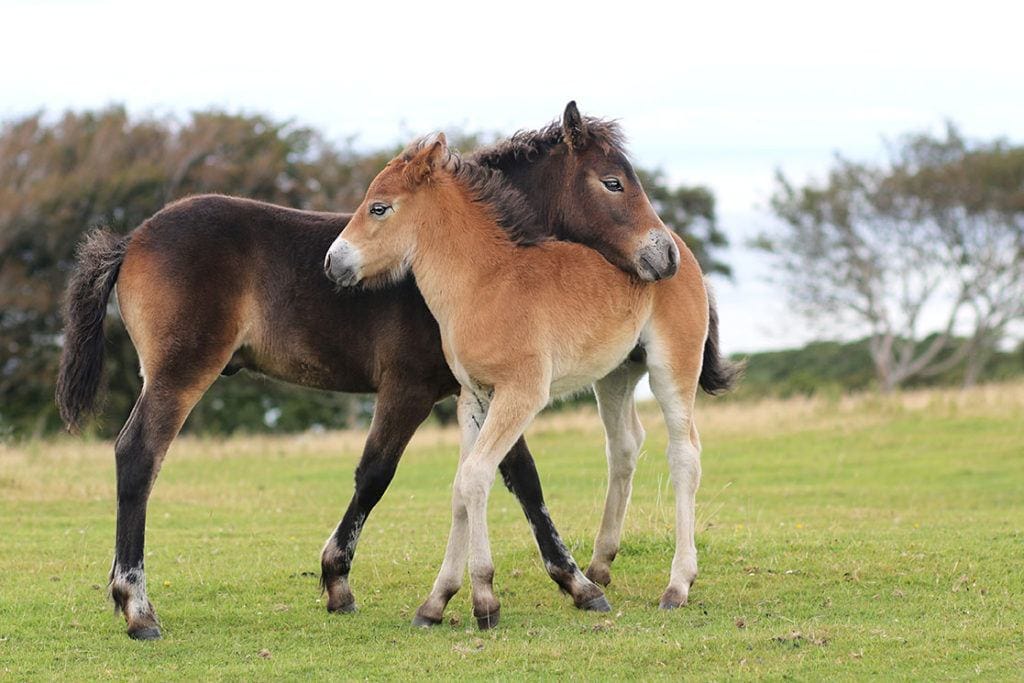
[698,288,743,395]
[55,228,130,433]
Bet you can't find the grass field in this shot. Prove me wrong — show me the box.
[1,383,1022,679]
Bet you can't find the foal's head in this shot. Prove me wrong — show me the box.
[472,101,680,282]
[324,134,465,287]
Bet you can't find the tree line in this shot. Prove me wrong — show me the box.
[0,107,727,438]
[2,109,1020,438]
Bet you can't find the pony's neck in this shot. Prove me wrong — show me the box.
[410,182,516,326]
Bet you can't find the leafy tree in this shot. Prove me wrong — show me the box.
[759,124,1024,391]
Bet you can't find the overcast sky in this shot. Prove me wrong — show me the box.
[5,0,1023,353]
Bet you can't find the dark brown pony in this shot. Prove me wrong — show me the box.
[56,102,738,639]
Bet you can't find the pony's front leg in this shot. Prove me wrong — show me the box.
[412,389,485,627]
[458,385,547,629]
[321,385,437,614]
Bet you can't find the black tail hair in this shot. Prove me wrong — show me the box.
[55,228,129,433]
[698,288,743,395]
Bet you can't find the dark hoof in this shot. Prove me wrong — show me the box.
[128,625,161,640]
[327,598,357,614]
[411,613,443,628]
[475,609,500,630]
[579,595,612,612]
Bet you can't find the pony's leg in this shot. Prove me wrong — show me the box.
[320,387,437,613]
[646,336,703,609]
[585,359,648,587]
[459,385,548,629]
[110,373,217,640]
[499,438,610,611]
[413,389,485,627]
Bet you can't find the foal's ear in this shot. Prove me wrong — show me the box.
[406,133,449,185]
[562,100,588,150]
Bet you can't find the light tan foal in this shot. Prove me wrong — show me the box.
[326,135,708,628]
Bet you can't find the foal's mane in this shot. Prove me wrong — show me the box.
[401,138,538,245]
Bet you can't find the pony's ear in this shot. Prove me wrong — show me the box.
[561,101,588,150]
[406,133,448,185]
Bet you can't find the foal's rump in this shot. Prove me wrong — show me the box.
[113,195,377,390]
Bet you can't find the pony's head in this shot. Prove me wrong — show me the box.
[472,101,680,282]
[324,134,453,288]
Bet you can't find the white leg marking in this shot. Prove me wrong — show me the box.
[419,389,487,618]
[589,361,648,581]
[646,336,702,605]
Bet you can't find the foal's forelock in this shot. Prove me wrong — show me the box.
[399,137,540,246]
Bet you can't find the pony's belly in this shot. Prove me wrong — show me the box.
[549,331,643,399]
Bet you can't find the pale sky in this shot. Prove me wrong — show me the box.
[4,0,1023,353]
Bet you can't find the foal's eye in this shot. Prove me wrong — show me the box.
[601,178,624,193]
[369,202,391,217]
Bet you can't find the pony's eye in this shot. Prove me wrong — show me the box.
[601,178,624,193]
[369,202,391,217]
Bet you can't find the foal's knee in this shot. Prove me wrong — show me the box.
[457,462,495,508]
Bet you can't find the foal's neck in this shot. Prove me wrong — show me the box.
[411,183,518,325]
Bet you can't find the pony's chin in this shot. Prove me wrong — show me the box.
[357,263,411,290]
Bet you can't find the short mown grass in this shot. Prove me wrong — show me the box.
[1,384,1022,679]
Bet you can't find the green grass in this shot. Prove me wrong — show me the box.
[2,385,1023,680]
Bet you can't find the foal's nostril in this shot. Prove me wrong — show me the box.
[324,252,332,277]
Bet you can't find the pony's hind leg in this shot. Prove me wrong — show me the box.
[586,359,648,588]
[645,336,703,609]
[320,386,437,613]
[110,374,218,639]
[499,438,609,612]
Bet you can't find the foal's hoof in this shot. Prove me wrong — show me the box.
[475,608,500,630]
[584,565,611,587]
[128,625,162,641]
[579,595,612,613]
[658,587,688,610]
[411,613,443,628]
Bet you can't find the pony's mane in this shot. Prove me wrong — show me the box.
[468,116,627,169]
[400,137,541,245]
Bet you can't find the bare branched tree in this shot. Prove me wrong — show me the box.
[759,124,1024,391]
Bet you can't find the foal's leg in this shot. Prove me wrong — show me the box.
[646,335,703,609]
[444,385,548,629]
[499,438,610,611]
[110,373,217,639]
[412,389,485,627]
[320,387,437,613]
[586,359,648,587]
[461,387,548,628]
